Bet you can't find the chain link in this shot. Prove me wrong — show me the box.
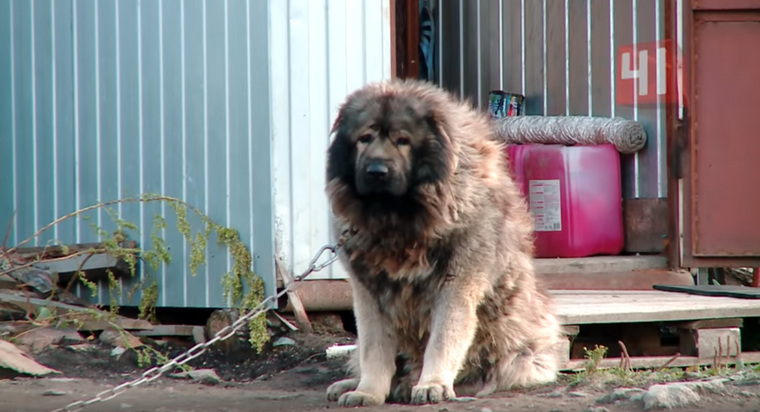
[50,242,341,412]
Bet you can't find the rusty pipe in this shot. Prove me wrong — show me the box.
[278,280,354,312]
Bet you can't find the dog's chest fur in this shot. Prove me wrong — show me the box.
[347,242,453,347]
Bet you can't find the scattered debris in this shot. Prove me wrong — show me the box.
[5,266,55,295]
[205,309,251,353]
[66,343,97,353]
[596,387,645,404]
[271,311,299,332]
[110,347,127,358]
[0,291,153,332]
[273,337,296,347]
[134,325,206,344]
[0,339,60,377]
[98,327,144,349]
[309,313,348,334]
[169,368,223,385]
[633,379,728,410]
[275,258,313,333]
[13,326,83,354]
[326,344,356,359]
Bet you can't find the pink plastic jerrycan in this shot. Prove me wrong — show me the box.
[505,143,624,258]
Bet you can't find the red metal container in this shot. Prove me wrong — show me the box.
[506,144,624,258]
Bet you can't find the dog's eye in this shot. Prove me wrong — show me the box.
[396,136,411,146]
[358,134,372,144]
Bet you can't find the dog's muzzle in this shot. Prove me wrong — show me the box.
[365,161,389,178]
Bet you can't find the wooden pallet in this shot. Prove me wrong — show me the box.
[551,290,760,371]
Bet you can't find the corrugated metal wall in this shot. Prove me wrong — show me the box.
[0,0,391,305]
[0,0,275,308]
[436,0,668,199]
[270,0,392,281]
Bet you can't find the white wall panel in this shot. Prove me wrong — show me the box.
[270,0,392,280]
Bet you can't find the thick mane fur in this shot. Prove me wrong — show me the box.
[325,80,561,407]
[325,79,532,276]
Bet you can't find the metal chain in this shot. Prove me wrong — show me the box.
[50,243,341,412]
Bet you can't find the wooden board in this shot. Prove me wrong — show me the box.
[552,290,760,325]
[0,292,153,331]
[561,351,760,372]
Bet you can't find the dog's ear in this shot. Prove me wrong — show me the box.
[413,112,455,186]
[330,107,343,135]
[326,108,356,184]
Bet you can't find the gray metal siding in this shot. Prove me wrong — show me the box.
[0,0,275,308]
[437,0,668,199]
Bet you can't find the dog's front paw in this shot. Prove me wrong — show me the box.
[326,379,359,402]
[390,381,412,404]
[410,382,456,405]
[337,390,386,407]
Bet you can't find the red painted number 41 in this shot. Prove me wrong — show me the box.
[617,39,676,105]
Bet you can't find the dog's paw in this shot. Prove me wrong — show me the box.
[326,379,359,402]
[337,390,386,407]
[410,382,456,405]
[389,381,412,404]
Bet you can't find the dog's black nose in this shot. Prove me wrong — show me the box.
[365,161,389,178]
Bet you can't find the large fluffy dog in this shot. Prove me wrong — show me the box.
[324,80,563,407]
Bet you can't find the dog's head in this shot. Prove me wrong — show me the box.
[326,81,454,199]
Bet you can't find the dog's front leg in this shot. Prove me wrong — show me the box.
[411,276,484,405]
[330,279,397,407]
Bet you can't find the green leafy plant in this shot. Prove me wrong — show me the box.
[1,193,270,355]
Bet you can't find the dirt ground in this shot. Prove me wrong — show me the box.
[4,324,760,412]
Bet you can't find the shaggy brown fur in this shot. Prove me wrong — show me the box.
[324,79,564,407]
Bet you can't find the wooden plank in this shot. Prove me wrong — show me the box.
[680,327,741,358]
[552,290,760,325]
[32,252,119,274]
[78,318,154,332]
[693,0,760,10]
[134,324,206,344]
[562,351,760,372]
[541,268,694,291]
[0,340,61,377]
[674,318,744,330]
[0,292,153,331]
[276,260,313,333]
[535,255,668,274]
[133,325,202,338]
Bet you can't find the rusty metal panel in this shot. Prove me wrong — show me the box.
[623,198,668,253]
[690,10,760,257]
[693,0,760,10]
